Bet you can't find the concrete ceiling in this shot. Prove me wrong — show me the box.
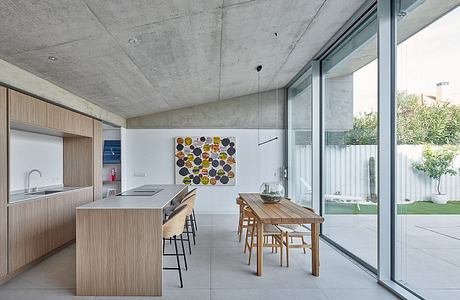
[0,0,367,118]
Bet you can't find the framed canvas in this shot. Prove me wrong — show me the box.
[175,136,236,185]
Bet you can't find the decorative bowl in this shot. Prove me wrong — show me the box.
[259,182,285,204]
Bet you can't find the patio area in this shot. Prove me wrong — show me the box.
[324,214,460,300]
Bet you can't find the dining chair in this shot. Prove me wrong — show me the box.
[276,206,314,267]
[163,204,189,288]
[236,197,251,242]
[243,206,284,266]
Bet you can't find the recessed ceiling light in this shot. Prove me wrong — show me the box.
[128,38,139,44]
[48,56,58,61]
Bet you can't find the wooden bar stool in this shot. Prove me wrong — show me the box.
[163,204,189,288]
[243,206,284,266]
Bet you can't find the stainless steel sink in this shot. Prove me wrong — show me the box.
[26,190,63,196]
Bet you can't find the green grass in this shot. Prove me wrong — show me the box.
[325,201,460,215]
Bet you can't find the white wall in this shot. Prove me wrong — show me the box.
[125,129,284,214]
[10,130,63,192]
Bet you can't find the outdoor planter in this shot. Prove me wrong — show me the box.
[432,193,448,204]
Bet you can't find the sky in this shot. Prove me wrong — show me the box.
[353,6,460,115]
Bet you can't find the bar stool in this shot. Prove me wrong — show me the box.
[162,204,189,288]
[172,193,197,254]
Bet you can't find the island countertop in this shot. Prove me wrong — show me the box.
[77,184,187,209]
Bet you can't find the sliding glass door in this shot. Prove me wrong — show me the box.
[321,13,378,268]
[287,70,312,207]
[394,1,460,298]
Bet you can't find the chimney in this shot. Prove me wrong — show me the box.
[436,82,450,102]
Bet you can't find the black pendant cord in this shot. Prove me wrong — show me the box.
[256,64,278,147]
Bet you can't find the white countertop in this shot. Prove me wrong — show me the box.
[77,184,187,209]
[9,186,92,204]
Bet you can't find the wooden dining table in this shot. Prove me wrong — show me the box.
[239,193,324,277]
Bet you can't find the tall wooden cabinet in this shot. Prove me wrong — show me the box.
[0,86,106,281]
[0,87,8,278]
[8,199,48,272]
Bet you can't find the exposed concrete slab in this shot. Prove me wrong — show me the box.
[0,0,106,55]
[113,10,222,109]
[0,58,125,127]
[219,0,324,100]
[5,34,170,118]
[127,89,285,129]
[84,0,222,32]
[0,0,366,118]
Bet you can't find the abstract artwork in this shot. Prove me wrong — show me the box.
[175,136,236,185]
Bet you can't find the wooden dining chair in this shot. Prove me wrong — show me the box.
[236,197,252,242]
[163,204,189,288]
[243,206,284,266]
[276,206,314,267]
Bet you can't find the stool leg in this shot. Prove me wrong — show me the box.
[192,209,198,231]
[185,221,192,255]
[173,236,183,288]
[180,234,188,271]
[190,215,196,245]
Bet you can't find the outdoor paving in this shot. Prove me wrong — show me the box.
[325,214,460,300]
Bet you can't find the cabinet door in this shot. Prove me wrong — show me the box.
[0,87,7,278]
[93,120,103,201]
[8,199,48,271]
[47,193,74,251]
[9,90,47,127]
[77,114,93,137]
[47,103,93,137]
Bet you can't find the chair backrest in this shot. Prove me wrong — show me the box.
[242,205,256,219]
[175,193,196,216]
[163,204,189,238]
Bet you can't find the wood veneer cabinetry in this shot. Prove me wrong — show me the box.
[0,86,8,278]
[47,104,93,137]
[8,188,93,272]
[47,188,93,251]
[8,199,48,272]
[8,90,47,127]
[93,120,103,201]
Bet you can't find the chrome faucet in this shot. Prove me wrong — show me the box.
[26,169,42,193]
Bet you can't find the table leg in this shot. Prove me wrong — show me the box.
[311,223,320,276]
[257,220,264,276]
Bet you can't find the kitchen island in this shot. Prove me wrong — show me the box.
[75,184,187,296]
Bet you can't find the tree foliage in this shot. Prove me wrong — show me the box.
[346,92,460,145]
[413,145,458,194]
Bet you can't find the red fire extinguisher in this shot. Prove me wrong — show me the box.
[110,168,117,182]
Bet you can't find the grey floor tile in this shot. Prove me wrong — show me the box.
[321,288,399,300]
[211,288,328,300]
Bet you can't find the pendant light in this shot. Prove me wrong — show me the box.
[256,64,278,146]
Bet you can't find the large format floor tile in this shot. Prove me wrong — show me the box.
[0,214,398,300]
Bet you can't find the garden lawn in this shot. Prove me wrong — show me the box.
[325,201,460,215]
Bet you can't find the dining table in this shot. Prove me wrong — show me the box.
[239,193,324,277]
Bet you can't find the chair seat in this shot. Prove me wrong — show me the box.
[248,223,281,234]
[277,224,310,235]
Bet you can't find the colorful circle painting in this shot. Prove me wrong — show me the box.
[175,136,236,185]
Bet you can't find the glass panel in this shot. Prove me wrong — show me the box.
[287,70,312,207]
[322,14,378,268]
[395,2,460,298]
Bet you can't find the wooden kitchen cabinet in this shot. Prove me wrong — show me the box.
[47,187,94,253]
[8,199,48,272]
[47,104,93,137]
[47,193,74,251]
[9,90,47,127]
[0,86,7,278]
[8,188,93,273]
